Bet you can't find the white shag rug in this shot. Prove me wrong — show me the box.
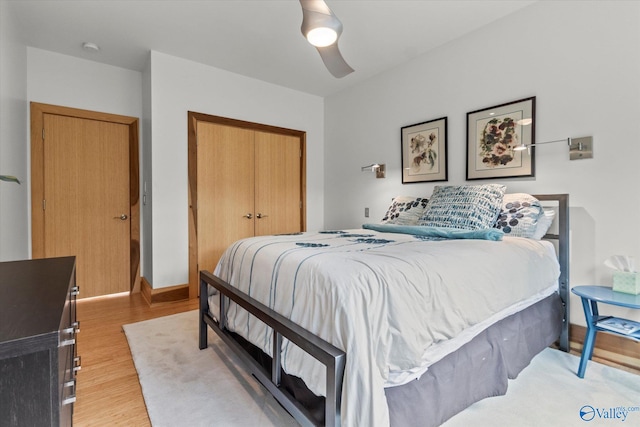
[124,310,640,427]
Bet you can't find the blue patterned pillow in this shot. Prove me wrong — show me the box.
[418,184,506,230]
[494,193,545,238]
[381,196,429,225]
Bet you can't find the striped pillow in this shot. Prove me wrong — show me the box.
[418,184,506,230]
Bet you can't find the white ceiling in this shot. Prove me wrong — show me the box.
[7,0,537,97]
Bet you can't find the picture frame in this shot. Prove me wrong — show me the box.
[401,117,448,183]
[466,96,535,180]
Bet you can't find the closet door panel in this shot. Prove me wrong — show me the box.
[197,122,255,272]
[254,131,302,236]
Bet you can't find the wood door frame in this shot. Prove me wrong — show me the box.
[30,102,141,293]
[187,111,307,299]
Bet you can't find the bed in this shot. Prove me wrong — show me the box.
[199,187,570,427]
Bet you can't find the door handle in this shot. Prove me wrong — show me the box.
[113,214,128,220]
[256,213,268,219]
[244,213,253,219]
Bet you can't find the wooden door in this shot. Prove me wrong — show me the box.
[42,114,131,298]
[188,112,306,298]
[254,131,302,236]
[196,122,255,274]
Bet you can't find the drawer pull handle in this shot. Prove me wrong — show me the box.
[59,338,75,347]
[61,323,79,336]
[62,379,76,405]
[62,396,76,406]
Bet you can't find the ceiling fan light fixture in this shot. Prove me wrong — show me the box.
[306,27,338,47]
[299,0,354,78]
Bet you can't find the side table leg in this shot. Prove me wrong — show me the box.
[577,326,596,378]
[577,296,597,378]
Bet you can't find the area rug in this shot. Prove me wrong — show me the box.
[124,310,640,427]
[123,310,297,427]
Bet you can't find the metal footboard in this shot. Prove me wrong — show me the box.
[199,270,346,427]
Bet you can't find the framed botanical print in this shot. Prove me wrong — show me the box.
[466,96,535,180]
[401,117,448,183]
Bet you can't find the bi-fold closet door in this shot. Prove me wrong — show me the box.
[192,117,305,295]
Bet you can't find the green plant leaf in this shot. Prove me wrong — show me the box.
[0,175,21,184]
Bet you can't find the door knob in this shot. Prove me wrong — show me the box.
[244,213,253,219]
[113,214,128,220]
[256,213,268,219]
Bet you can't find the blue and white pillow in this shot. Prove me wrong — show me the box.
[418,184,506,230]
[494,193,544,238]
[381,196,429,225]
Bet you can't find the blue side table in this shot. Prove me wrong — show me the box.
[571,286,640,378]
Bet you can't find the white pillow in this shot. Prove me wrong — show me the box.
[531,209,556,240]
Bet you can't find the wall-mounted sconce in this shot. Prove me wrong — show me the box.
[514,136,593,160]
[361,163,386,178]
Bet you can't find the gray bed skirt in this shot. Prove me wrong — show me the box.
[385,292,563,427]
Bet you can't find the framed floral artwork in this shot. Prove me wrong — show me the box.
[466,96,535,180]
[401,117,448,183]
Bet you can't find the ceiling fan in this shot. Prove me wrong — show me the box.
[299,0,354,78]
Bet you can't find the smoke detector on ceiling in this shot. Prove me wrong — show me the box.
[82,42,100,52]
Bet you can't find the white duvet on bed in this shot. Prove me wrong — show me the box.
[210,229,560,427]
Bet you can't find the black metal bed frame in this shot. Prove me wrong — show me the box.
[199,193,570,427]
[536,193,570,352]
[199,272,345,427]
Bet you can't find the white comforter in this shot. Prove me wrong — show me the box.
[211,229,560,426]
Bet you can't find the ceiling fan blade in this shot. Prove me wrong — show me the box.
[316,44,354,78]
[299,0,354,78]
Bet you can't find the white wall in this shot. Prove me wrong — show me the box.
[27,48,142,119]
[324,1,640,325]
[0,0,28,261]
[148,51,325,288]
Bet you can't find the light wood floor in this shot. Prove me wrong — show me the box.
[73,292,198,426]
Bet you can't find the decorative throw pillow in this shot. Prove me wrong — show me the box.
[381,196,429,225]
[494,193,544,238]
[531,209,556,240]
[418,184,506,230]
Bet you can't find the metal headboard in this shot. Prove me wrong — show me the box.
[533,194,570,352]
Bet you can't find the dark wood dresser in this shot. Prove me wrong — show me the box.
[0,257,79,427]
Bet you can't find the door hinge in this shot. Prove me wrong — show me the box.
[300,200,302,208]
[42,128,45,140]
[43,199,46,210]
